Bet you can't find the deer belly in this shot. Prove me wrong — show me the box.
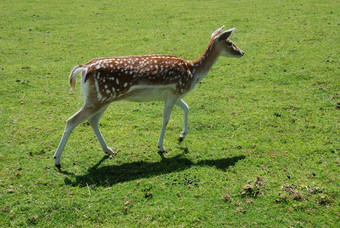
[124,84,176,102]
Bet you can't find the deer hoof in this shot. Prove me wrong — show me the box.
[158,150,167,159]
[55,164,61,170]
[158,146,167,154]
[104,148,115,156]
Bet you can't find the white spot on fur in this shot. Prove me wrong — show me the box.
[94,79,102,100]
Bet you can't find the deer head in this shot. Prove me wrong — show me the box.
[211,26,244,58]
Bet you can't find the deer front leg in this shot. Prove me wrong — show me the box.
[176,99,189,143]
[158,97,178,153]
[89,105,115,156]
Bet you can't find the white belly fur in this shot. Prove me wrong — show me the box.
[124,84,177,102]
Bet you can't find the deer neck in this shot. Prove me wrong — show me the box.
[190,40,220,83]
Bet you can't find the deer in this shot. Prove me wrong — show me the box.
[53,26,244,169]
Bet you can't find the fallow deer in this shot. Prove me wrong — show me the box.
[54,26,244,168]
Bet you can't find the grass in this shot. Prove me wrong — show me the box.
[0,0,339,226]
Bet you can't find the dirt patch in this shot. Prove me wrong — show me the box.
[240,176,265,197]
[276,184,304,202]
[222,193,232,202]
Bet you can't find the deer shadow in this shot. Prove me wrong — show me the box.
[62,151,246,187]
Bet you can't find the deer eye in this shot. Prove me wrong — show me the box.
[226,41,233,46]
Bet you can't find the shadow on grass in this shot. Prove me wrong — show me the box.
[62,153,246,187]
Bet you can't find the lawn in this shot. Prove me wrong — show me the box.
[0,0,339,226]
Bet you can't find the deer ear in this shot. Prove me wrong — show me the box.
[211,25,225,38]
[216,28,236,41]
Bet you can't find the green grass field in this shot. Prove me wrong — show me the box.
[0,0,339,226]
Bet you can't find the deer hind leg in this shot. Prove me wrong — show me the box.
[157,97,178,153]
[88,105,115,156]
[53,105,99,168]
[176,99,189,143]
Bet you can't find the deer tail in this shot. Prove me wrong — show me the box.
[69,65,87,91]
